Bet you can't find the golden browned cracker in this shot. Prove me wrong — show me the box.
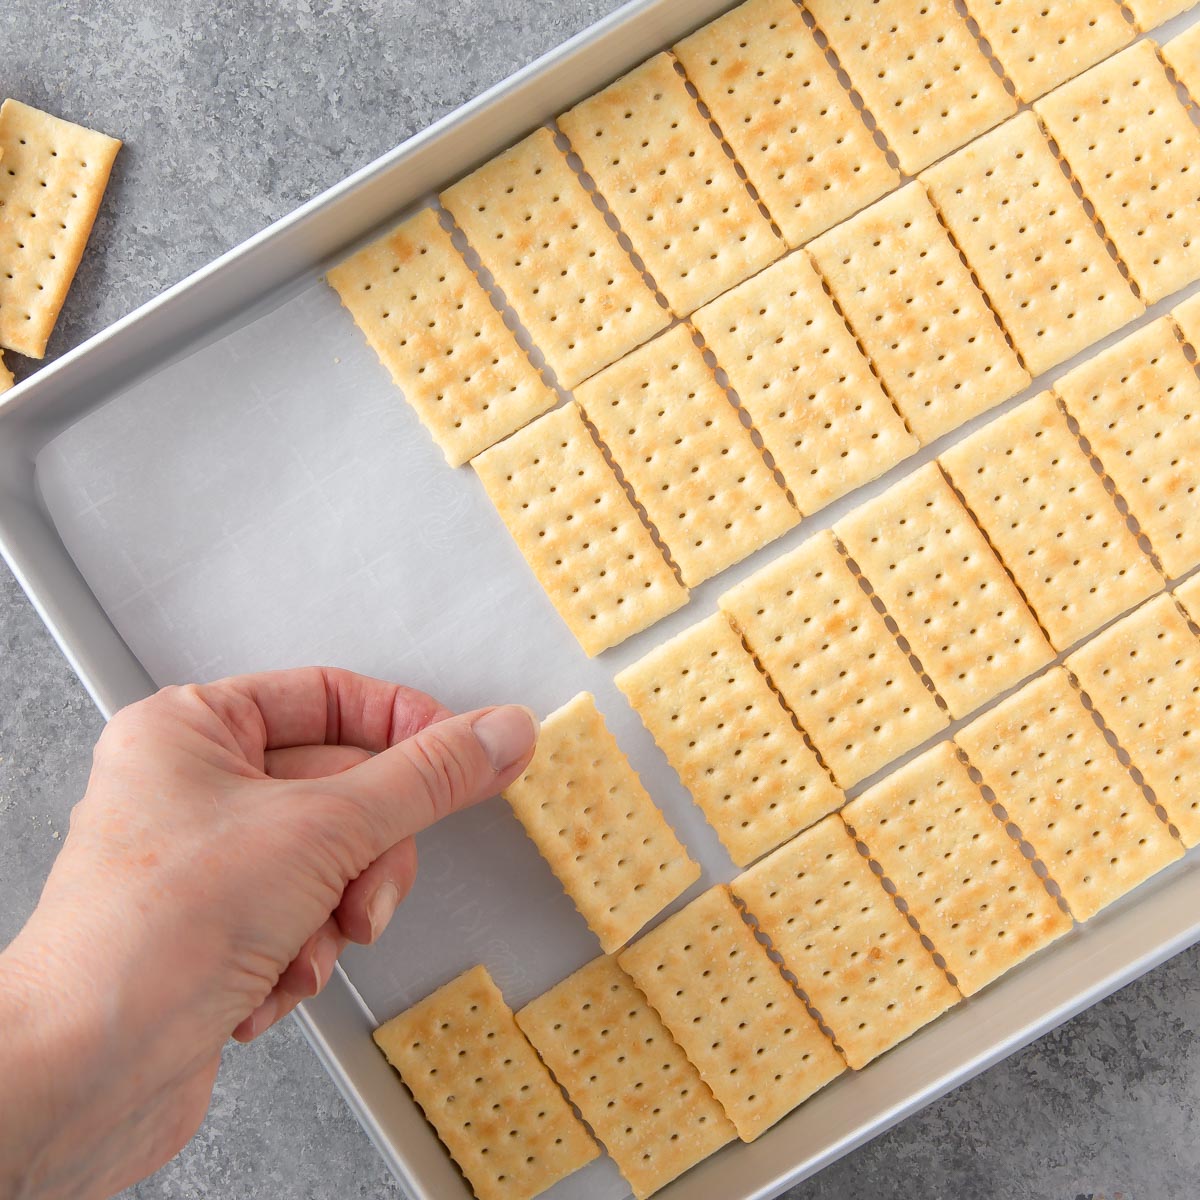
[1178,570,1200,616]
[843,741,1072,995]
[958,668,1183,921]
[806,0,1017,175]
[808,183,1029,445]
[575,324,797,588]
[558,53,782,316]
[0,99,121,359]
[732,815,960,1069]
[516,955,736,1199]
[961,0,1132,102]
[373,965,598,1200]
[939,391,1162,651]
[1173,291,1200,352]
[1162,23,1200,99]
[922,111,1143,377]
[326,208,556,466]
[472,404,687,656]
[1055,317,1200,580]
[692,250,918,514]
[502,692,700,952]
[675,0,899,248]
[835,462,1054,718]
[441,127,668,389]
[720,530,949,788]
[1066,593,1200,847]
[615,612,843,867]
[1035,41,1200,305]
[618,884,845,1140]
[1125,0,1198,31]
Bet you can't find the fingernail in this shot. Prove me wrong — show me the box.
[367,881,400,942]
[472,705,539,774]
[308,935,341,995]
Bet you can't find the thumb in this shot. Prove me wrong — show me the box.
[330,704,538,855]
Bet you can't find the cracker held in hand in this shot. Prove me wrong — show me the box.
[1035,41,1200,305]
[732,815,960,1069]
[441,127,667,389]
[575,324,797,587]
[516,955,736,1198]
[618,884,845,1140]
[940,391,1162,651]
[957,668,1183,922]
[691,249,917,516]
[1067,593,1200,847]
[721,530,949,788]
[615,611,843,867]
[842,742,1071,996]
[835,461,1054,719]
[558,53,781,316]
[808,183,1029,445]
[806,0,1015,174]
[674,0,898,248]
[0,99,121,359]
[1055,317,1200,581]
[502,692,699,952]
[373,965,598,1200]
[472,403,687,656]
[326,208,555,466]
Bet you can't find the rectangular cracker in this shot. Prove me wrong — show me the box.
[618,884,845,1140]
[0,351,11,393]
[940,391,1162,650]
[1163,23,1200,101]
[1066,593,1200,847]
[441,127,668,389]
[922,111,1143,377]
[1035,42,1200,305]
[615,612,844,867]
[732,815,960,1068]
[808,183,1029,445]
[516,956,736,1199]
[1126,0,1198,30]
[961,0,1132,102]
[958,668,1183,921]
[558,53,781,316]
[720,530,949,788]
[835,461,1054,718]
[674,0,899,248]
[503,692,700,952]
[842,742,1071,996]
[1179,572,1200,616]
[373,965,598,1200]
[0,99,121,359]
[326,208,556,466]
[472,404,687,656]
[692,249,918,514]
[806,0,1016,174]
[1174,291,1200,351]
[575,324,797,588]
[1055,317,1200,579]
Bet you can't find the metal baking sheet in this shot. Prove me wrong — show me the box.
[3,3,1200,1198]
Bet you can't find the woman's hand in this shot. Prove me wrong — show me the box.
[0,667,537,1200]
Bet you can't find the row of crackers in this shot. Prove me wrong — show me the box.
[374,570,1200,1200]
[331,10,1200,654]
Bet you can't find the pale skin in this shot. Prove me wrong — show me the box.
[0,666,539,1200]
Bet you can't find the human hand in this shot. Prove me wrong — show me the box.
[0,667,538,1200]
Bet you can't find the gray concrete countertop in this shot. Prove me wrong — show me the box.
[1,3,1197,1197]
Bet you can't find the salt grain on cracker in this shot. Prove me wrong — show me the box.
[674,0,898,248]
[575,324,797,588]
[516,955,736,1199]
[502,692,699,953]
[618,884,845,1140]
[472,403,687,657]
[615,611,844,867]
[327,208,556,466]
[692,249,918,514]
[373,965,598,1200]
[732,815,960,1069]
[0,99,121,360]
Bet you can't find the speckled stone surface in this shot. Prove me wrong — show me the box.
[0,3,1197,1198]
